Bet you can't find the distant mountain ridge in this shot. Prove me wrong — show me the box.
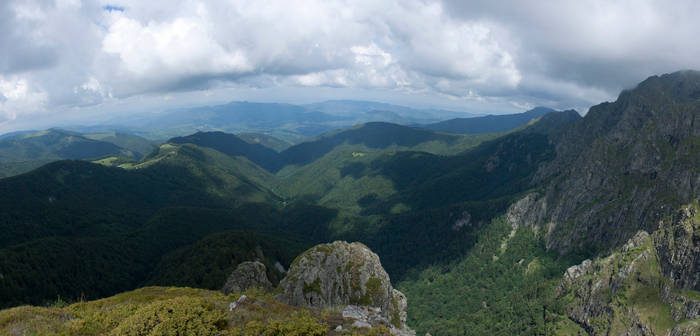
[163,122,473,172]
[168,132,280,172]
[64,99,485,142]
[421,106,559,134]
[304,100,476,120]
[237,133,292,152]
[0,129,156,178]
[166,110,576,175]
[0,129,127,161]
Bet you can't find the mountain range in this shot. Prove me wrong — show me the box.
[61,100,506,142]
[1,71,699,335]
[422,106,557,134]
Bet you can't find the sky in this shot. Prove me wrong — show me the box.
[1,0,699,132]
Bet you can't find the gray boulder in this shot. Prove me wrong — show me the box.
[221,261,272,294]
[276,241,409,329]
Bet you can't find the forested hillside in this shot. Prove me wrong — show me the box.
[2,72,700,336]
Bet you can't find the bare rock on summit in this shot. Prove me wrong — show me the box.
[221,261,272,294]
[276,241,409,330]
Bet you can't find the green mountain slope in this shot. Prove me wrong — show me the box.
[0,129,153,178]
[82,132,158,158]
[128,142,281,204]
[0,112,577,309]
[392,71,700,335]
[275,122,485,170]
[352,111,582,277]
[0,148,334,307]
[0,129,131,161]
[270,123,504,220]
[168,132,280,172]
[237,132,292,152]
[397,216,579,335]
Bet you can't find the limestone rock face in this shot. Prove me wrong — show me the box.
[558,221,700,335]
[654,204,700,291]
[221,261,272,294]
[669,322,700,336]
[558,231,659,335]
[513,71,700,253]
[276,241,409,329]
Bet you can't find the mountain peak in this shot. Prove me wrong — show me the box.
[514,70,700,253]
[616,69,700,105]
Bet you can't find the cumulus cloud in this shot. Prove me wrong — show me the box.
[93,0,519,99]
[0,75,48,122]
[442,0,700,105]
[1,0,700,130]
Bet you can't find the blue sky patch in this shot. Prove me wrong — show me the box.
[103,5,125,12]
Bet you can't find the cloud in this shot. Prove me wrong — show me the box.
[93,0,519,100]
[1,0,700,131]
[0,2,59,74]
[442,0,700,106]
[0,75,48,122]
[99,10,253,96]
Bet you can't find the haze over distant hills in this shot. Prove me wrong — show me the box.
[58,100,481,142]
[422,106,562,134]
[2,71,699,335]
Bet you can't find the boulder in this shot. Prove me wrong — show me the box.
[221,261,272,294]
[276,241,409,329]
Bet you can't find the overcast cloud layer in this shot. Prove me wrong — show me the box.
[1,0,699,132]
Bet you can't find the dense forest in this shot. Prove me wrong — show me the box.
[1,72,700,335]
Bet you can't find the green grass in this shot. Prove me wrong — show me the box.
[0,287,338,336]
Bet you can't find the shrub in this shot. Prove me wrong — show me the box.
[108,297,226,336]
[237,311,328,336]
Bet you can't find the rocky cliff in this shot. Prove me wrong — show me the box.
[654,201,700,292]
[511,71,700,254]
[557,203,700,335]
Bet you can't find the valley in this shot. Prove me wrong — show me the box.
[0,72,699,335]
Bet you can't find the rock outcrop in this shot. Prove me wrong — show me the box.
[669,321,700,336]
[276,241,411,332]
[512,71,700,254]
[221,261,273,294]
[558,231,661,335]
[558,204,700,335]
[654,203,700,291]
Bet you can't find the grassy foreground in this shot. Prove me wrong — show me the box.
[0,286,393,336]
